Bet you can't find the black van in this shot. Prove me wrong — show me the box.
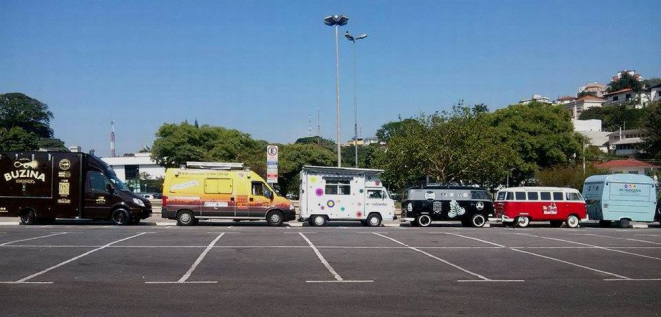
[0,151,151,225]
[399,185,493,227]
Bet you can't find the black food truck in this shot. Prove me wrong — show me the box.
[400,185,493,227]
[0,152,151,225]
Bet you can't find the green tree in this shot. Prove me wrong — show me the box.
[608,72,643,93]
[535,164,608,190]
[577,91,597,98]
[579,106,647,131]
[294,136,336,151]
[640,102,661,159]
[375,104,518,191]
[0,93,64,151]
[375,118,421,143]
[341,144,381,169]
[642,78,661,88]
[278,143,336,195]
[37,137,67,151]
[489,102,582,183]
[150,122,266,173]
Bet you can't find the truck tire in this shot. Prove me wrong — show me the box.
[470,214,487,228]
[110,208,132,226]
[176,210,196,226]
[19,209,38,225]
[310,215,327,227]
[266,210,284,226]
[566,215,580,228]
[514,216,530,228]
[618,218,630,228]
[366,213,382,227]
[416,215,431,227]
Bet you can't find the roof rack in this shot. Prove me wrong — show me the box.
[185,162,245,170]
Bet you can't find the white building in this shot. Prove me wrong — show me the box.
[554,96,577,105]
[519,94,552,105]
[602,88,646,108]
[594,159,657,175]
[578,82,608,98]
[573,119,609,152]
[101,153,165,183]
[649,83,661,102]
[565,95,605,119]
[607,129,646,156]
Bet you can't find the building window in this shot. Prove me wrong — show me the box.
[125,165,139,180]
[613,96,619,101]
[625,94,631,100]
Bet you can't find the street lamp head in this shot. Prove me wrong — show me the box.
[356,33,367,40]
[324,15,349,26]
[344,31,355,42]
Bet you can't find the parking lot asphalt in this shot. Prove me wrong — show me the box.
[1,222,660,316]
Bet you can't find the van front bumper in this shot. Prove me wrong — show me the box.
[283,209,296,221]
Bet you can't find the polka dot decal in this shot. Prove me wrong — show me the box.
[356,211,363,218]
[327,200,335,208]
[315,188,324,196]
[310,176,318,183]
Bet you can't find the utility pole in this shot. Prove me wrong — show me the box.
[324,15,349,167]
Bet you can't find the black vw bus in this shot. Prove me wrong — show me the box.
[399,185,493,227]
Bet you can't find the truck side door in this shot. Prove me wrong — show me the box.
[249,181,271,218]
[201,178,235,217]
[84,171,112,219]
[365,188,386,219]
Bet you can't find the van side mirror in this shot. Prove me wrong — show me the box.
[105,183,114,194]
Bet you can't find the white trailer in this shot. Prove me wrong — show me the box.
[298,166,395,226]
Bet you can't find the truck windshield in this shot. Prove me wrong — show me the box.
[108,172,130,191]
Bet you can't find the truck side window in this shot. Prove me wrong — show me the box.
[566,192,580,201]
[496,192,505,201]
[540,192,551,200]
[527,192,538,200]
[325,180,351,195]
[88,172,108,192]
[552,192,563,201]
[506,192,513,200]
[251,182,265,196]
[515,192,526,200]
[368,190,383,199]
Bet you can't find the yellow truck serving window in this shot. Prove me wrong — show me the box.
[205,178,233,194]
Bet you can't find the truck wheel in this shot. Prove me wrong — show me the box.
[618,218,630,228]
[366,214,382,227]
[599,220,611,227]
[311,215,327,227]
[110,208,132,226]
[266,210,284,226]
[19,209,38,225]
[176,210,196,226]
[549,221,563,228]
[566,215,580,228]
[470,214,487,228]
[416,215,431,227]
[514,216,530,228]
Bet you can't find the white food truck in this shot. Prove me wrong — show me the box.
[298,166,396,226]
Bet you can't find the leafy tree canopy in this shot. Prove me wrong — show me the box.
[375,118,421,143]
[642,78,661,88]
[640,101,661,160]
[278,143,336,195]
[535,164,609,190]
[0,93,64,152]
[608,72,643,93]
[294,136,336,151]
[577,91,597,98]
[489,101,582,182]
[578,105,647,131]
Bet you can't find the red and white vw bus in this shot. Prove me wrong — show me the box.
[494,187,587,228]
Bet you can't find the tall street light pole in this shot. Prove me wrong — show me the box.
[324,15,349,167]
[345,31,367,168]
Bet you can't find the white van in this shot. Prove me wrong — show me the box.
[298,166,396,226]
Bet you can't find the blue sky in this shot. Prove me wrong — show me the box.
[1,0,660,156]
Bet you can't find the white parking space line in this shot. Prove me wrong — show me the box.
[521,234,661,262]
[0,232,148,284]
[372,233,522,283]
[300,233,373,283]
[440,233,507,248]
[284,231,316,234]
[576,233,661,246]
[146,233,225,284]
[509,248,631,280]
[0,232,68,246]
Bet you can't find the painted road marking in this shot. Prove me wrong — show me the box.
[300,232,373,283]
[0,232,148,284]
[576,233,661,246]
[441,233,507,248]
[146,233,225,284]
[372,233,522,283]
[508,248,631,280]
[0,232,68,246]
[519,233,661,262]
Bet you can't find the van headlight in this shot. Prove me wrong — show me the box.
[407,203,413,212]
[133,198,145,207]
[289,204,295,210]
